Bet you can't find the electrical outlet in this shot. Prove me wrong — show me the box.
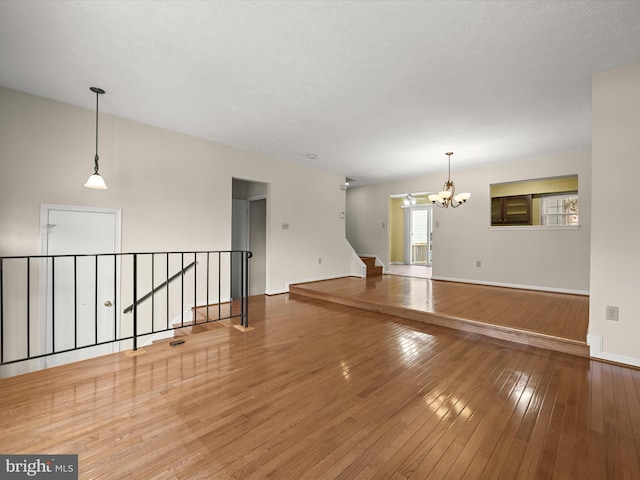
[476,260,481,268]
[605,305,619,321]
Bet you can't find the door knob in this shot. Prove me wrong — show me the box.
[104,300,113,307]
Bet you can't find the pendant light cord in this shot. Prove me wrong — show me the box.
[94,89,100,174]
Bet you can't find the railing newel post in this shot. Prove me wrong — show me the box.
[245,251,251,328]
[133,253,138,351]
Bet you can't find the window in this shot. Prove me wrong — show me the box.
[540,194,579,226]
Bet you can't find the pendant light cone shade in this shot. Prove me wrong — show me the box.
[85,172,107,189]
[85,87,107,189]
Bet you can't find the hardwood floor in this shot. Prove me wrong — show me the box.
[387,264,432,279]
[291,276,590,357]
[1,294,637,479]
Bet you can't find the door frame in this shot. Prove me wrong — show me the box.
[40,204,122,256]
[247,194,267,295]
[38,204,122,366]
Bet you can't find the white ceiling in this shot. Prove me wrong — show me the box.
[1,1,640,185]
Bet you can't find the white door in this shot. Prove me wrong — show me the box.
[41,205,121,367]
[404,205,433,266]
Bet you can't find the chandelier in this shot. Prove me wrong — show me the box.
[428,152,470,208]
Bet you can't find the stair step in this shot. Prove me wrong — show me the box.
[367,265,383,276]
[359,256,382,277]
[359,256,377,268]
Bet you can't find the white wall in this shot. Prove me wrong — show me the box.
[347,151,591,293]
[0,87,352,294]
[589,62,640,365]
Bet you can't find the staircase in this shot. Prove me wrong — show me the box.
[146,305,232,346]
[360,256,383,277]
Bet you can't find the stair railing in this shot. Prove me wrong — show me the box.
[123,261,196,314]
[0,250,252,368]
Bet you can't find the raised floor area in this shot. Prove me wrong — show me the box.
[290,275,590,358]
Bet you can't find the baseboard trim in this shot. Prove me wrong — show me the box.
[431,276,589,296]
[587,335,640,368]
[266,288,289,295]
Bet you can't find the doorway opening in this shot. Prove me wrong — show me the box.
[388,194,432,279]
[231,179,268,297]
[405,205,432,266]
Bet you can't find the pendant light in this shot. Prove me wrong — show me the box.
[84,87,107,189]
[428,152,470,208]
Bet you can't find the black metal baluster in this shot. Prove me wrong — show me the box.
[245,252,250,328]
[181,252,184,327]
[74,256,78,349]
[26,257,31,359]
[0,258,4,364]
[133,254,138,351]
[113,254,117,341]
[230,251,234,318]
[206,252,210,323]
[151,253,155,333]
[51,256,55,354]
[193,252,197,324]
[165,253,169,330]
[94,255,99,346]
[218,252,221,321]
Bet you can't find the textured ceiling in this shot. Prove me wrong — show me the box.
[1,1,640,184]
